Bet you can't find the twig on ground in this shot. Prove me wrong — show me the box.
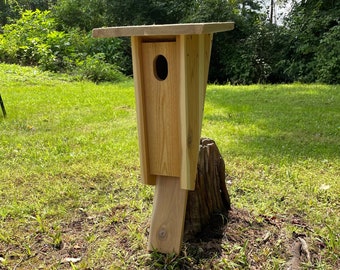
[286,237,311,270]
[298,237,311,263]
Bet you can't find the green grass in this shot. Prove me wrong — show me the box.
[204,84,339,216]
[0,63,339,269]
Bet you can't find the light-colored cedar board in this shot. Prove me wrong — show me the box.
[92,22,234,38]
[141,41,181,177]
[148,176,188,254]
[131,36,156,186]
[179,34,212,190]
[199,34,213,132]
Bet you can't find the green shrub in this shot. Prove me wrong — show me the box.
[0,9,55,65]
[316,25,340,84]
[75,53,126,83]
[0,9,82,69]
[0,9,126,82]
[38,29,90,73]
[90,37,132,74]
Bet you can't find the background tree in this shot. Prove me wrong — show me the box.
[283,0,340,83]
[0,0,339,84]
[0,0,56,29]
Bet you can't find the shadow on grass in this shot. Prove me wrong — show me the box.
[204,84,340,161]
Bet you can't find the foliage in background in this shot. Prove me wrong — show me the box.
[0,0,56,28]
[52,0,197,31]
[0,9,126,83]
[185,0,275,84]
[0,0,339,84]
[316,24,340,84]
[0,10,60,66]
[283,0,340,84]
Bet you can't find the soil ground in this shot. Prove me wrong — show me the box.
[1,207,331,269]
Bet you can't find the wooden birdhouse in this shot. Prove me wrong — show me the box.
[93,22,234,254]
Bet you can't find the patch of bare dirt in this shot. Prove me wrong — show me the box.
[0,209,93,269]
[1,207,336,269]
[178,207,330,269]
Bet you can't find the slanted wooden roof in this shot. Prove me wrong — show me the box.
[92,22,234,38]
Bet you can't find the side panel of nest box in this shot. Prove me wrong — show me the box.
[179,34,212,190]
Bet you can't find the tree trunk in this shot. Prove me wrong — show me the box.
[184,138,231,239]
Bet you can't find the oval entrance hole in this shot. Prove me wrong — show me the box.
[154,55,168,81]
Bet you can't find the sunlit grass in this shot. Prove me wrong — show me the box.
[203,82,339,216]
[202,83,339,268]
[0,64,339,269]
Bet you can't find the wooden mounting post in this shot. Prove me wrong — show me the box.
[93,22,234,254]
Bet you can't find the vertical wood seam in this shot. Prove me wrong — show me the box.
[131,36,156,185]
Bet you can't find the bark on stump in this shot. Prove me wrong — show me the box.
[184,138,231,239]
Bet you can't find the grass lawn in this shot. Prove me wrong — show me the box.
[0,63,339,269]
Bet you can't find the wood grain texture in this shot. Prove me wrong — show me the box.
[131,36,156,185]
[131,34,212,187]
[179,34,212,190]
[93,22,234,38]
[141,41,181,177]
[148,176,188,254]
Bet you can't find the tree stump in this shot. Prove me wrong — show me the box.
[184,138,231,239]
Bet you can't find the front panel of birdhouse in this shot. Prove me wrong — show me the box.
[141,39,181,177]
[131,36,182,186]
